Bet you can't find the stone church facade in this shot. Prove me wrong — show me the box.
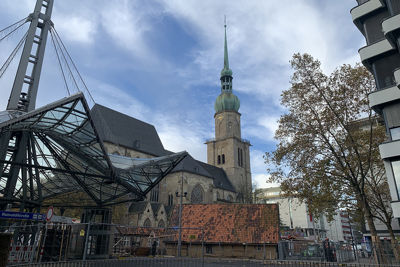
[90,25,252,227]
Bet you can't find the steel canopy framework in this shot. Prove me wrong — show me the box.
[0,93,187,209]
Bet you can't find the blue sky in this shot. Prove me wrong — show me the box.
[0,0,365,188]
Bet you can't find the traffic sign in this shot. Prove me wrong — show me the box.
[46,207,54,221]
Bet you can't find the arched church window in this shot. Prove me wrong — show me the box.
[168,194,174,206]
[222,154,225,164]
[143,218,151,227]
[158,220,165,228]
[217,191,220,200]
[217,155,221,165]
[238,148,243,167]
[191,184,204,204]
[150,183,159,202]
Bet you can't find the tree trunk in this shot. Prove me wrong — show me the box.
[363,198,386,264]
[385,221,400,262]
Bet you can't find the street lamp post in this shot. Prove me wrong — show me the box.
[176,171,187,257]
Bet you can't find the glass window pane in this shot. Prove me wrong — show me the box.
[391,160,400,199]
[390,127,400,141]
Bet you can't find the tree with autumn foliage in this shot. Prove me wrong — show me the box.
[265,53,395,263]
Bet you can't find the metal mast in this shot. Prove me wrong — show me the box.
[7,0,53,112]
[0,0,53,211]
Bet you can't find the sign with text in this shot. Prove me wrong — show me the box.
[0,211,45,221]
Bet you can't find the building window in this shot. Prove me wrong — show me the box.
[238,148,243,167]
[222,154,225,164]
[391,160,400,199]
[143,218,151,227]
[158,220,165,228]
[217,191,220,200]
[191,184,204,204]
[217,155,221,165]
[206,245,213,254]
[390,127,400,141]
[227,195,233,202]
[168,194,174,206]
[150,183,159,202]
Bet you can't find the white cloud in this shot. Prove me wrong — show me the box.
[99,0,159,63]
[89,79,150,120]
[157,0,362,102]
[88,78,211,162]
[258,116,279,139]
[157,121,208,162]
[54,16,97,44]
[252,173,279,189]
[243,115,280,142]
[250,149,266,173]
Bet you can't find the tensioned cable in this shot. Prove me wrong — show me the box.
[52,27,96,104]
[0,17,27,35]
[49,28,70,96]
[50,26,81,97]
[0,17,28,43]
[0,30,28,79]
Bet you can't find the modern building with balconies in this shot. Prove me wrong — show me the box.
[351,0,400,217]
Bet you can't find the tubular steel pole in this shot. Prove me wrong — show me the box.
[202,228,204,267]
[38,223,48,263]
[177,171,183,257]
[83,222,91,261]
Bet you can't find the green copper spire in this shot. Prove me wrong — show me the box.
[221,18,233,77]
[223,22,229,70]
[215,19,240,114]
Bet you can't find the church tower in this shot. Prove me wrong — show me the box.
[206,22,252,203]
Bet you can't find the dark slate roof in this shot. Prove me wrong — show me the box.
[164,205,174,217]
[172,155,236,193]
[90,104,168,156]
[150,202,162,214]
[90,105,236,193]
[129,202,148,213]
[172,154,211,177]
[197,161,236,192]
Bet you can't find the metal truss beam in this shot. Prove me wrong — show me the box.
[7,0,54,111]
[36,134,102,206]
[0,159,111,179]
